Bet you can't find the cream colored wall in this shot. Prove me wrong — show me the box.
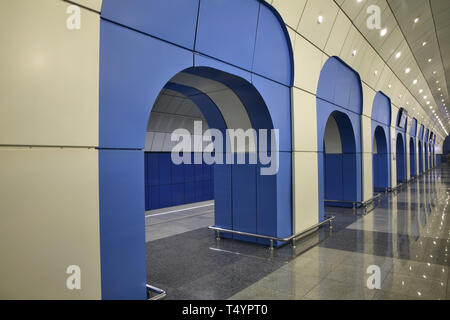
[0,147,101,299]
[0,0,101,299]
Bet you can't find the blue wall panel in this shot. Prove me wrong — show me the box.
[98,149,147,300]
[253,4,293,86]
[101,0,199,50]
[99,20,193,149]
[144,152,214,211]
[196,0,259,71]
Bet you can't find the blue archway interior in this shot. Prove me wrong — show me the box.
[395,108,407,182]
[373,126,389,192]
[99,0,294,299]
[396,133,406,183]
[410,138,416,177]
[418,124,424,173]
[409,118,418,177]
[371,92,391,193]
[317,56,362,220]
[424,129,429,170]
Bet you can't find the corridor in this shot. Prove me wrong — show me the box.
[147,164,449,300]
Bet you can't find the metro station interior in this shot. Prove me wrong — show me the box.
[1,0,450,301]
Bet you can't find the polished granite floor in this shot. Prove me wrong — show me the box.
[146,164,450,300]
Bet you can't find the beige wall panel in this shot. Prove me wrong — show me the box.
[323,9,351,57]
[296,0,339,51]
[361,115,372,153]
[362,152,373,202]
[0,0,99,147]
[362,83,376,117]
[293,34,325,94]
[292,88,318,152]
[66,0,103,12]
[271,0,307,30]
[0,147,101,299]
[390,126,397,187]
[293,152,319,233]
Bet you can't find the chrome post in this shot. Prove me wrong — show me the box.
[216,231,221,240]
[269,239,274,250]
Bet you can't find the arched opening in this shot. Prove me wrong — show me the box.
[316,56,362,220]
[373,126,389,192]
[396,133,406,183]
[418,140,423,173]
[98,0,294,299]
[425,141,429,171]
[410,137,416,177]
[323,111,358,207]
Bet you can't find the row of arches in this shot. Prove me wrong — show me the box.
[318,58,438,218]
[97,0,440,299]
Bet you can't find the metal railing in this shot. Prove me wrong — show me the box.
[324,194,382,214]
[209,215,334,250]
[146,284,166,300]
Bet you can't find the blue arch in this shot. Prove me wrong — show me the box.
[396,133,406,183]
[409,118,418,177]
[424,129,430,170]
[418,124,424,173]
[317,57,362,221]
[373,126,390,191]
[371,92,391,192]
[99,0,294,299]
[317,57,363,115]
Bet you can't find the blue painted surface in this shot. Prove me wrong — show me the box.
[144,153,214,210]
[425,129,430,170]
[410,118,418,138]
[98,149,147,300]
[196,0,259,71]
[396,133,406,183]
[99,0,294,299]
[371,92,391,192]
[317,57,362,221]
[253,3,293,85]
[410,137,416,177]
[99,20,193,149]
[101,0,199,50]
[373,126,389,191]
[371,92,391,126]
[317,57,363,115]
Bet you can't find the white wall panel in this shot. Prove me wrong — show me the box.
[0,147,101,299]
[293,152,319,233]
[292,88,318,152]
[0,0,99,147]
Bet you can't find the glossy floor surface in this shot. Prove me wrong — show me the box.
[146,165,450,300]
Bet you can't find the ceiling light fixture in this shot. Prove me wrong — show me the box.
[414,17,420,23]
[380,28,387,37]
[405,67,411,73]
[317,16,323,24]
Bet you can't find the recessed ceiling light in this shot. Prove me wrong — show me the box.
[427,101,430,105]
[438,88,441,91]
[352,49,357,56]
[405,67,411,73]
[433,71,437,74]
[428,58,432,63]
[424,95,428,99]
[436,80,439,84]
[395,52,402,59]
[317,16,323,24]
[388,84,392,88]
[380,28,387,37]
[419,89,423,93]
[422,42,427,46]
[413,79,418,85]
[414,17,420,23]
[374,70,378,76]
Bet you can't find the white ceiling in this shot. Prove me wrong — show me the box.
[337,0,450,136]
